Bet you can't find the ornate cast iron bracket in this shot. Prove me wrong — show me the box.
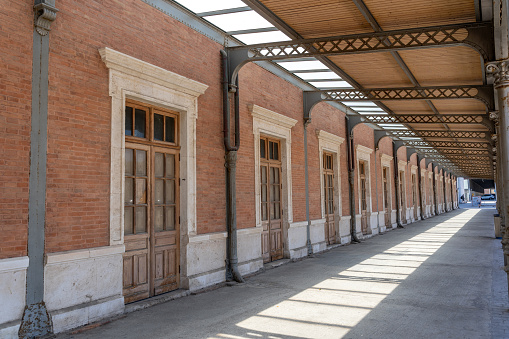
[34,1,58,36]
[487,60,509,88]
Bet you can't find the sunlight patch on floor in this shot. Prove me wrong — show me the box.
[209,209,480,339]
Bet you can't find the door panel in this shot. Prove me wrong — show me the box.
[152,148,179,296]
[123,145,151,303]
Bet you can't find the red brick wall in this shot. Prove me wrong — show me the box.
[0,0,33,259]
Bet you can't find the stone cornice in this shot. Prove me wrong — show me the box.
[380,153,393,163]
[99,47,208,97]
[249,104,298,129]
[316,130,345,146]
[356,144,373,156]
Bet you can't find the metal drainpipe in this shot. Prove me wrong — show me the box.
[221,50,244,283]
[346,118,361,243]
[304,118,313,255]
[433,165,439,216]
[417,158,425,220]
[374,147,381,234]
[393,142,404,228]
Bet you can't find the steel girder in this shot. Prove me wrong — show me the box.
[310,86,494,110]
[402,140,490,149]
[387,130,490,139]
[357,112,490,124]
[416,148,490,155]
[227,22,493,82]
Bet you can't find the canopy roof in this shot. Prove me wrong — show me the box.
[175,0,495,178]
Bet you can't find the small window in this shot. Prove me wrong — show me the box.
[260,136,280,162]
[125,101,179,146]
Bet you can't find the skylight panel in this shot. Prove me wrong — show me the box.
[357,111,388,115]
[204,11,273,32]
[293,72,341,80]
[310,81,352,88]
[380,126,408,130]
[176,0,246,13]
[233,31,290,45]
[350,107,385,111]
[399,137,422,140]
[340,101,378,106]
[276,60,328,71]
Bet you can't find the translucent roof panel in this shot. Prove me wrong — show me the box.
[309,81,353,88]
[356,113,387,115]
[276,60,329,71]
[176,0,246,13]
[399,137,422,140]
[293,72,341,80]
[350,107,385,111]
[204,11,273,32]
[341,101,378,106]
[233,31,291,45]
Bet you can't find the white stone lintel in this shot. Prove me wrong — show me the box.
[249,104,297,130]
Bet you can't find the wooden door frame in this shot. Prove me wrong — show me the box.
[260,136,283,262]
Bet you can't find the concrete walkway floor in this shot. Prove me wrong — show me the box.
[59,207,509,339]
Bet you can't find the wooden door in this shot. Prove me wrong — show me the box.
[399,170,406,224]
[123,101,180,304]
[383,167,390,227]
[260,137,283,263]
[323,152,335,245]
[412,174,418,220]
[152,147,179,295]
[359,161,368,234]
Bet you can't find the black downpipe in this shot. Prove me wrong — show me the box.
[417,158,425,220]
[393,142,404,228]
[346,118,361,243]
[221,50,244,283]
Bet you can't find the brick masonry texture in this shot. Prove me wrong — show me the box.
[0,0,33,259]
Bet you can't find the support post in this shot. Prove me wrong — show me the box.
[393,141,404,228]
[19,1,58,337]
[346,118,361,243]
[304,118,313,255]
[432,164,439,216]
[417,155,425,220]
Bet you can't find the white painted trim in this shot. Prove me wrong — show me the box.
[0,256,28,273]
[316,130,344,232]
[356,145,373,217]
[46,245,125,265]
[251,104,297,229]
[380,153,393,216]
[238,227,263,236]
